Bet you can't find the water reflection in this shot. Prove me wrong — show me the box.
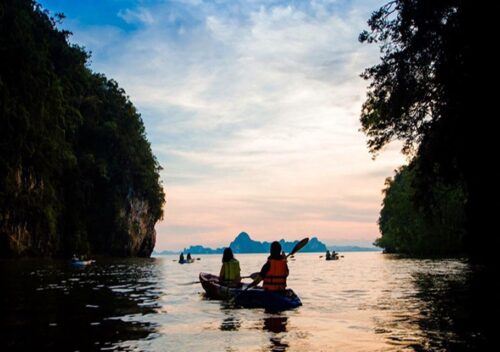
[263,315,287,333]
[369,257,493,351]
[1,253,494,351]
[263,315,288,351]
[0,258,163,351]
[219,315,241,331]
[412,266,493,351]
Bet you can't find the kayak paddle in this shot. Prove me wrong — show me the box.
[229,237,309,304]
[180,272,260,286]
[286,238,310,258]
[179,281,201,285]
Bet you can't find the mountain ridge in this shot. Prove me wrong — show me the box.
[154,233,380,255]
[172,232,327,254]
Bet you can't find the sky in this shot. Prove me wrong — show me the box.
[40,0,405,250]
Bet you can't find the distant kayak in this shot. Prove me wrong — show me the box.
[326,256,339,261]
[70,259,95,267]
[199,272,302,311]
[179,258,195,264]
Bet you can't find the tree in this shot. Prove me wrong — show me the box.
[359,0,493,261]
[376,164,466,256]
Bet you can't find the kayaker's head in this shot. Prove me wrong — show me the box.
[222,247,234,262]
[270,241,282,259]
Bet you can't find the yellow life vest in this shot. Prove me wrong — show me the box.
[221,259,240,283]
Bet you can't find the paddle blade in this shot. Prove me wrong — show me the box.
[287,237,309,257]
[179,281,200,286]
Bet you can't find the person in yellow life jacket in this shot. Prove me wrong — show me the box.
[219,247,241,287]
[260,241,289,292]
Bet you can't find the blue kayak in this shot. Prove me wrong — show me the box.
[199,272,302,311]
[70,259,94,267]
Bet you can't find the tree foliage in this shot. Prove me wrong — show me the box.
[375,164,466,256]
[360,1,490,259]
[360,0,468,156]
[0,0,165,257]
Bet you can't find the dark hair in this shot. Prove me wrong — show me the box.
[222,247,234,262]
[270,241,282,258]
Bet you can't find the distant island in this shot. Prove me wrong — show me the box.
[154,232,379,255]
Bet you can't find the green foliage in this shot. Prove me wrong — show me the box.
[0,0,165,257]
[375,163,466,256]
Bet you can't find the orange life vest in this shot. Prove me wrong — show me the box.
[263,258,288,291]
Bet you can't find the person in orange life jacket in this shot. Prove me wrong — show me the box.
[259,241,289,292]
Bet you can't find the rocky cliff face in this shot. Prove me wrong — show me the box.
[0,168,57,257]
[0,221,32,257]
[121,197,157,257]
[0,168,158,258]
[0,196,158,258]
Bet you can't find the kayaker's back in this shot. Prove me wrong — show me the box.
[260,241,289,292]
[220,258,241,287]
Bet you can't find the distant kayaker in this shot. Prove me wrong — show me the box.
[187,253,192,261]
[325,250,331,260]
[179,253,184,262]
[259,241,289,292]
[219,248,241,287]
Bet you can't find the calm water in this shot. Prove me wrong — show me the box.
[0,252,492,351]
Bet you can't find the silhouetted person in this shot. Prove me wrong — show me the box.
[326,250,331,260]
[179,253,184,262]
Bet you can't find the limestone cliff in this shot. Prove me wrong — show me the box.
[0,0,165,258]
[121,197,157,257]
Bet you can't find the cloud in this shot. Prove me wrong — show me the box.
[58,0,403,249]
[118,7,155,25]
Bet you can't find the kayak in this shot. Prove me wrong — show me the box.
[70,260,94,267]
[326,256,339,261]
[179,258,195,264]
[199,272,302,311]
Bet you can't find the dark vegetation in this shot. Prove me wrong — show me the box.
[375,163,466,256]
[360,1,492,260]
[0,0,165,257]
